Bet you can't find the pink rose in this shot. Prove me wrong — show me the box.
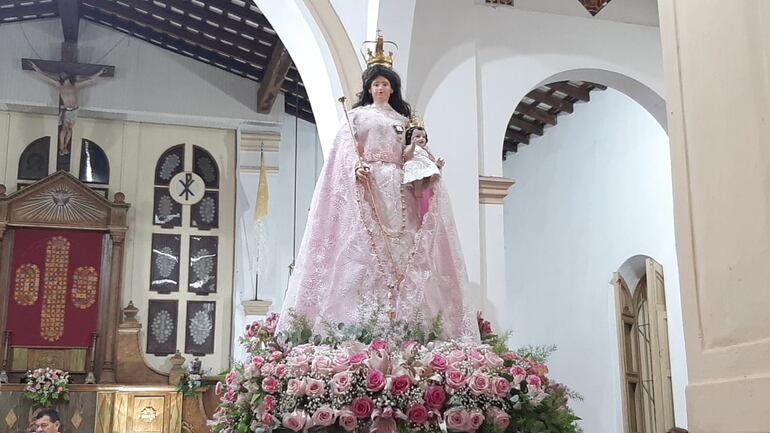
[332,353,351,372]
[312,406,336,427]
[251,356,264,369]
[424,385,446,410]
[262,395,276,412]
[468,350,485,368]
[332,371,352,395]
[444,407,469,431]
[350,352,368,365]
[485,352,504,369]
[447,349,465,365]
[274,364,288,377]
[430,354,448,371]
[468,373,489,395]
[390,375,412,395]
[312,355,333,375]
[510,366,527,384]
[445,368,466,389]
[366,369,386,392]
[526,374,542,389]
[503,352,519,361]
[282,411,307,432]
[369,338,388,351]
[492,377,512,397]
[286,378,305,396]
[469,409,484,430]
[270,351,282,361]
[487,408,510,430]
[261,413,274,424]
[225,370,238,385]
[223,388,236,403]
[305,378,326,397]
[261,376,278,394]
[338,409,357,431]
[401,340,419,353]
[289,355,310,374]
[260,363,274,376]
[351,396,374,419]
[406,404,428,424]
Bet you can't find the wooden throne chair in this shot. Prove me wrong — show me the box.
[0,171,128,384]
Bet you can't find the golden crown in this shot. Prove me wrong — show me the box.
[361,31,397,68]
[407,112,425,129]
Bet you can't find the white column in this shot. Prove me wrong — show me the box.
[478,176,514,327]
[659,1,770,431]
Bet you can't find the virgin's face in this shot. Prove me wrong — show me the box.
[369,76,393,105]
[411,130,427,146]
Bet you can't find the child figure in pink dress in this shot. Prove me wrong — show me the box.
[402,126,444,219]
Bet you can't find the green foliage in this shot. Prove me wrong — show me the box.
[516,344,558,364]
[511,394,581,433]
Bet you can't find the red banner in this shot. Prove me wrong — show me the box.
[6,228,103,348]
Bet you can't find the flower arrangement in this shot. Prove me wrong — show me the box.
[23,368,70,407]
[211,312,580,433]
[177,360,212,397]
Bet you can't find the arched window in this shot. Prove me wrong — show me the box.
[18,137,51,181]
[153,144,185,228]
[79,139,110,184]
[191,146,219,230]
[613,257,675,433]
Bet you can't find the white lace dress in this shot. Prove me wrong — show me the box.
[402,145,440,184]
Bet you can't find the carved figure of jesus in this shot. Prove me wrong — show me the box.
[30,62,107,155]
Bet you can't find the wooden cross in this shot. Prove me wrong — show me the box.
[20,0,115,171]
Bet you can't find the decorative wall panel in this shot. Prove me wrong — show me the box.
[185,301,215,355]
[149,234,180,294]
[188,236,217,294]
[146,300,178,356]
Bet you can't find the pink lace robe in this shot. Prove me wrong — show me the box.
[277,104,475,340]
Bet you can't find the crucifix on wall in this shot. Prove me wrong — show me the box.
[20,0,115,171]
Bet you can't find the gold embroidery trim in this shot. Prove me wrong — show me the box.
[14,264,40,306]
[41,236,69,342]
[72,266,98,309]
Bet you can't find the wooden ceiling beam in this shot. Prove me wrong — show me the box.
[585,82,608,91]
[257,39,292,114]
[81,3,263,80]
[528,89,574,113]
[206,0,273,29]
[517,102,557,126]
[505,129,529,145]
[0,1,58,20]
[83,0,267,68]
[503,140,518,154]
[159,0,277,49]
[508,115,543,136]
[547,81,590,102]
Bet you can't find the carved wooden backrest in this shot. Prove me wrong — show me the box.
[0,171,129,383]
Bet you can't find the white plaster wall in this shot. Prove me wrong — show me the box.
[0,18,282,124]
[503,88,687,432]
[233,114,322,362]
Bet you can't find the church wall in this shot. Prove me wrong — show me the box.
[232,114,322,363]
[503,88,686,432]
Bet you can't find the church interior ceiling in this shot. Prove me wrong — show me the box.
[503,80,606,159]
[0,0,315,122]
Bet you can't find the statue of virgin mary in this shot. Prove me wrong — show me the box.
[277,35,475,341]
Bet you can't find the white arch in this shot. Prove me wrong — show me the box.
[254,0,361,155]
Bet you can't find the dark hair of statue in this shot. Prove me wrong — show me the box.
[405,127,428,146]
[353,64,412,118]
[35,408,61,423]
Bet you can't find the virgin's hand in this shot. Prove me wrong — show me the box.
[355,165,370,182]
[436,158,445,168]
